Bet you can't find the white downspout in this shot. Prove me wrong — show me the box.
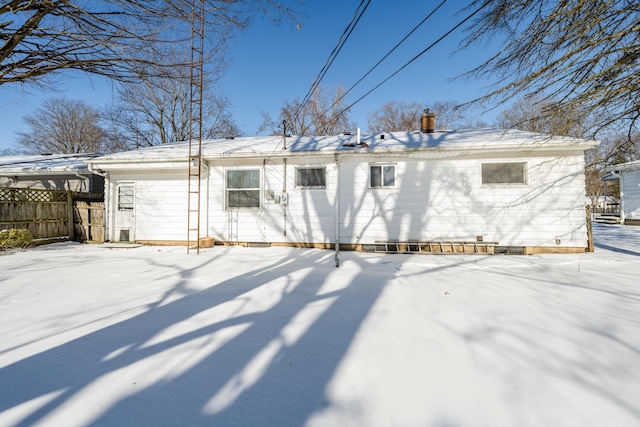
[74,171,91,192]
[334,153,341,267]
[87,163,106,178]
[201,160,210,238]
[283,157,287,239]
[611,170,625,224]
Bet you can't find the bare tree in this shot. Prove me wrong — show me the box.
[367,100,475,133]
[460,0,640,140]
[104,62,241,147]
[1,0,299,86]
[367,101,422,133]
[0,146,24,155]
[494,96,589,138]
[259,86,356,136]
[16,97,119,154]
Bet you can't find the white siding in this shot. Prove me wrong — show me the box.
[106,151,589,248]
[338,154,588,247]
[622,170,640,220]
[109,171,189,242]
[199,152,588,248]
[205,159,337,244]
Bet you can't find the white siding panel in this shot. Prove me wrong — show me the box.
[134,172,188,241]
[205,160,337,244]
[190,152,589,248]
[340,154,588,247]
[622,170,640,219]
[109,171,189,242]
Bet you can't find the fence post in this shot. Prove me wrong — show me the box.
[67,191,74,241]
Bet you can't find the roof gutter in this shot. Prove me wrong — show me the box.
[86,139,600,167]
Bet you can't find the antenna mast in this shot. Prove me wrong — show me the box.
[187,0,205,254]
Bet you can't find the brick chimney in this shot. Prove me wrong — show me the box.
[420,109,436,133]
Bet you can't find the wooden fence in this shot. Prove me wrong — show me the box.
[73,192,105,243]
[0,187,105,243]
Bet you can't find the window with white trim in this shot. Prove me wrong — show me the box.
[296,167,326,188]
[481,162,527,185]
[226,169,260,208]
[370,164,396,188]
[117,184,134,211]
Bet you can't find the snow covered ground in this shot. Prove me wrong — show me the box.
[1,223,639,427]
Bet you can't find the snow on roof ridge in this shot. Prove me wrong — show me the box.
[89,128,597,163]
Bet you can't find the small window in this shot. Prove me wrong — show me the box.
[296,167,326,188]
[117,185,134,211]
[226,169,260,208]
[370,165,395,188]
[482,162,527,185]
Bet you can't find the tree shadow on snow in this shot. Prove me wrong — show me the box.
[0,246,396,426]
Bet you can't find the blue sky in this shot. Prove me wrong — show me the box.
[0,1,504,151]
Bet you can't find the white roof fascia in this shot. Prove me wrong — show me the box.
[610,159,640,172]
[89,143,597,169]
[86,158,187,171]
[87,130,599,169]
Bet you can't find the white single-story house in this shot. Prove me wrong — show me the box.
[87,127,598,254]
[0,153,104,192]
[606,160,640,225]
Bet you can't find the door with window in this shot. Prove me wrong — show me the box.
[114,182,135,242]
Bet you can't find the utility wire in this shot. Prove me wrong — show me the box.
[292,0,372,132]
[317,0,448,126]
[330,1,490,130]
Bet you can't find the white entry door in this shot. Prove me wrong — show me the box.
[114,182,135,242]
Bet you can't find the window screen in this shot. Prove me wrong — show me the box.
[482,163,527,185]
[370,165,396,188]
[226,169,260,208]
[296,167,326,188]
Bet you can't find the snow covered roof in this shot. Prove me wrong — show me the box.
[610,159,640,172]
[89,128,598,166]
[0,153,100,175]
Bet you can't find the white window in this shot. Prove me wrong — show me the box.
[370,164,396,188]
[117,184,134,211]
[226,169,260,208]
[296,167,326,188]
[482,162,527,185]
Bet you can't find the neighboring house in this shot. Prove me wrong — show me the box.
[606,160,640,225]
[0,153,104,193]
[87,127,597,254]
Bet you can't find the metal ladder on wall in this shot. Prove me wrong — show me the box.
[187,0,205,254]
[228,208,238,244]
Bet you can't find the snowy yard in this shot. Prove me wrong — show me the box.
[1,224,640,427]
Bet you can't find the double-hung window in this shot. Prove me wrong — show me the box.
[296,167,326,188]
[481,162,527,185]
[370,164,396,188]
[226,169,260,208]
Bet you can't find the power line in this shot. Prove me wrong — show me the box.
[292,0,372,131]
[331,1,490,130]
[319,0,448,123]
